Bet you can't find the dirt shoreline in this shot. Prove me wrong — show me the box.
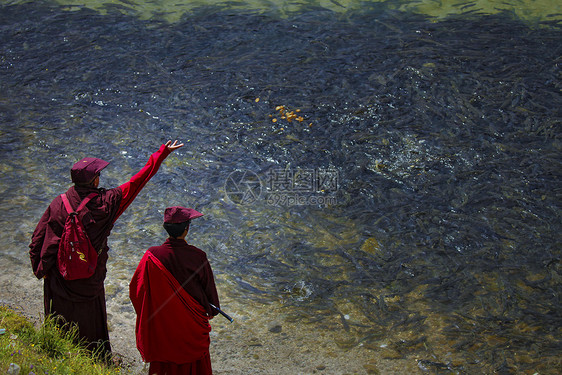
[1,254,417,374]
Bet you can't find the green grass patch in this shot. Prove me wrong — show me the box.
[0,305,121,374]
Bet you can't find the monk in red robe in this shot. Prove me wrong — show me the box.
[129,206,220,375]
[29,140,184,361]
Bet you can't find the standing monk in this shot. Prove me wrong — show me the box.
[29,140,184,361]
[129,206,220,375]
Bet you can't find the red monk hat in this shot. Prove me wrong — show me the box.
[71,157,110,184]
[164,206,204,223]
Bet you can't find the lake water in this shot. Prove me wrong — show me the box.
[1,0,560,373]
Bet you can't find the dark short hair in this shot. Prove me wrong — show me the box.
[163,221,190,238]
[74,173,99,188]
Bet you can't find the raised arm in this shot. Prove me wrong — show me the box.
[114,140,184,222]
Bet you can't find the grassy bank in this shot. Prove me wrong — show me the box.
[0,305,122,374]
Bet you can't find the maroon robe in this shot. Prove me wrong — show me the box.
[130,238,220,374]
[148,238,220,316]
[29,144,171,357]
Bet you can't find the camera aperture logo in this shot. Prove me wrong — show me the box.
[225,168,338,206]
[224,170,262,205]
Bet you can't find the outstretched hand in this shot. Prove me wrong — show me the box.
[165,140,184,152]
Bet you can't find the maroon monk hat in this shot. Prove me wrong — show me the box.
[164,206,204,223]
[71,157,110,184]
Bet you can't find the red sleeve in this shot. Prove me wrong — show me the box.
[29,198,65,279]
[29,205,52,279]
[114,144,171,222]
[202,260,221,314]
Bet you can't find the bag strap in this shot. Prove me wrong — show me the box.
[61,193,98,214]
[76,193,98,213]
[60,193,74,214]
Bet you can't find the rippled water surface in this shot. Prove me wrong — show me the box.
[1,0,561,373]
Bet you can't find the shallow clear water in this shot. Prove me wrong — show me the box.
[1,0,561,373]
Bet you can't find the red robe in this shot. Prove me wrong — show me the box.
[147,238,220,317]
[129,240,219,375]
[29,144,171,356]
[130,251,213,374]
